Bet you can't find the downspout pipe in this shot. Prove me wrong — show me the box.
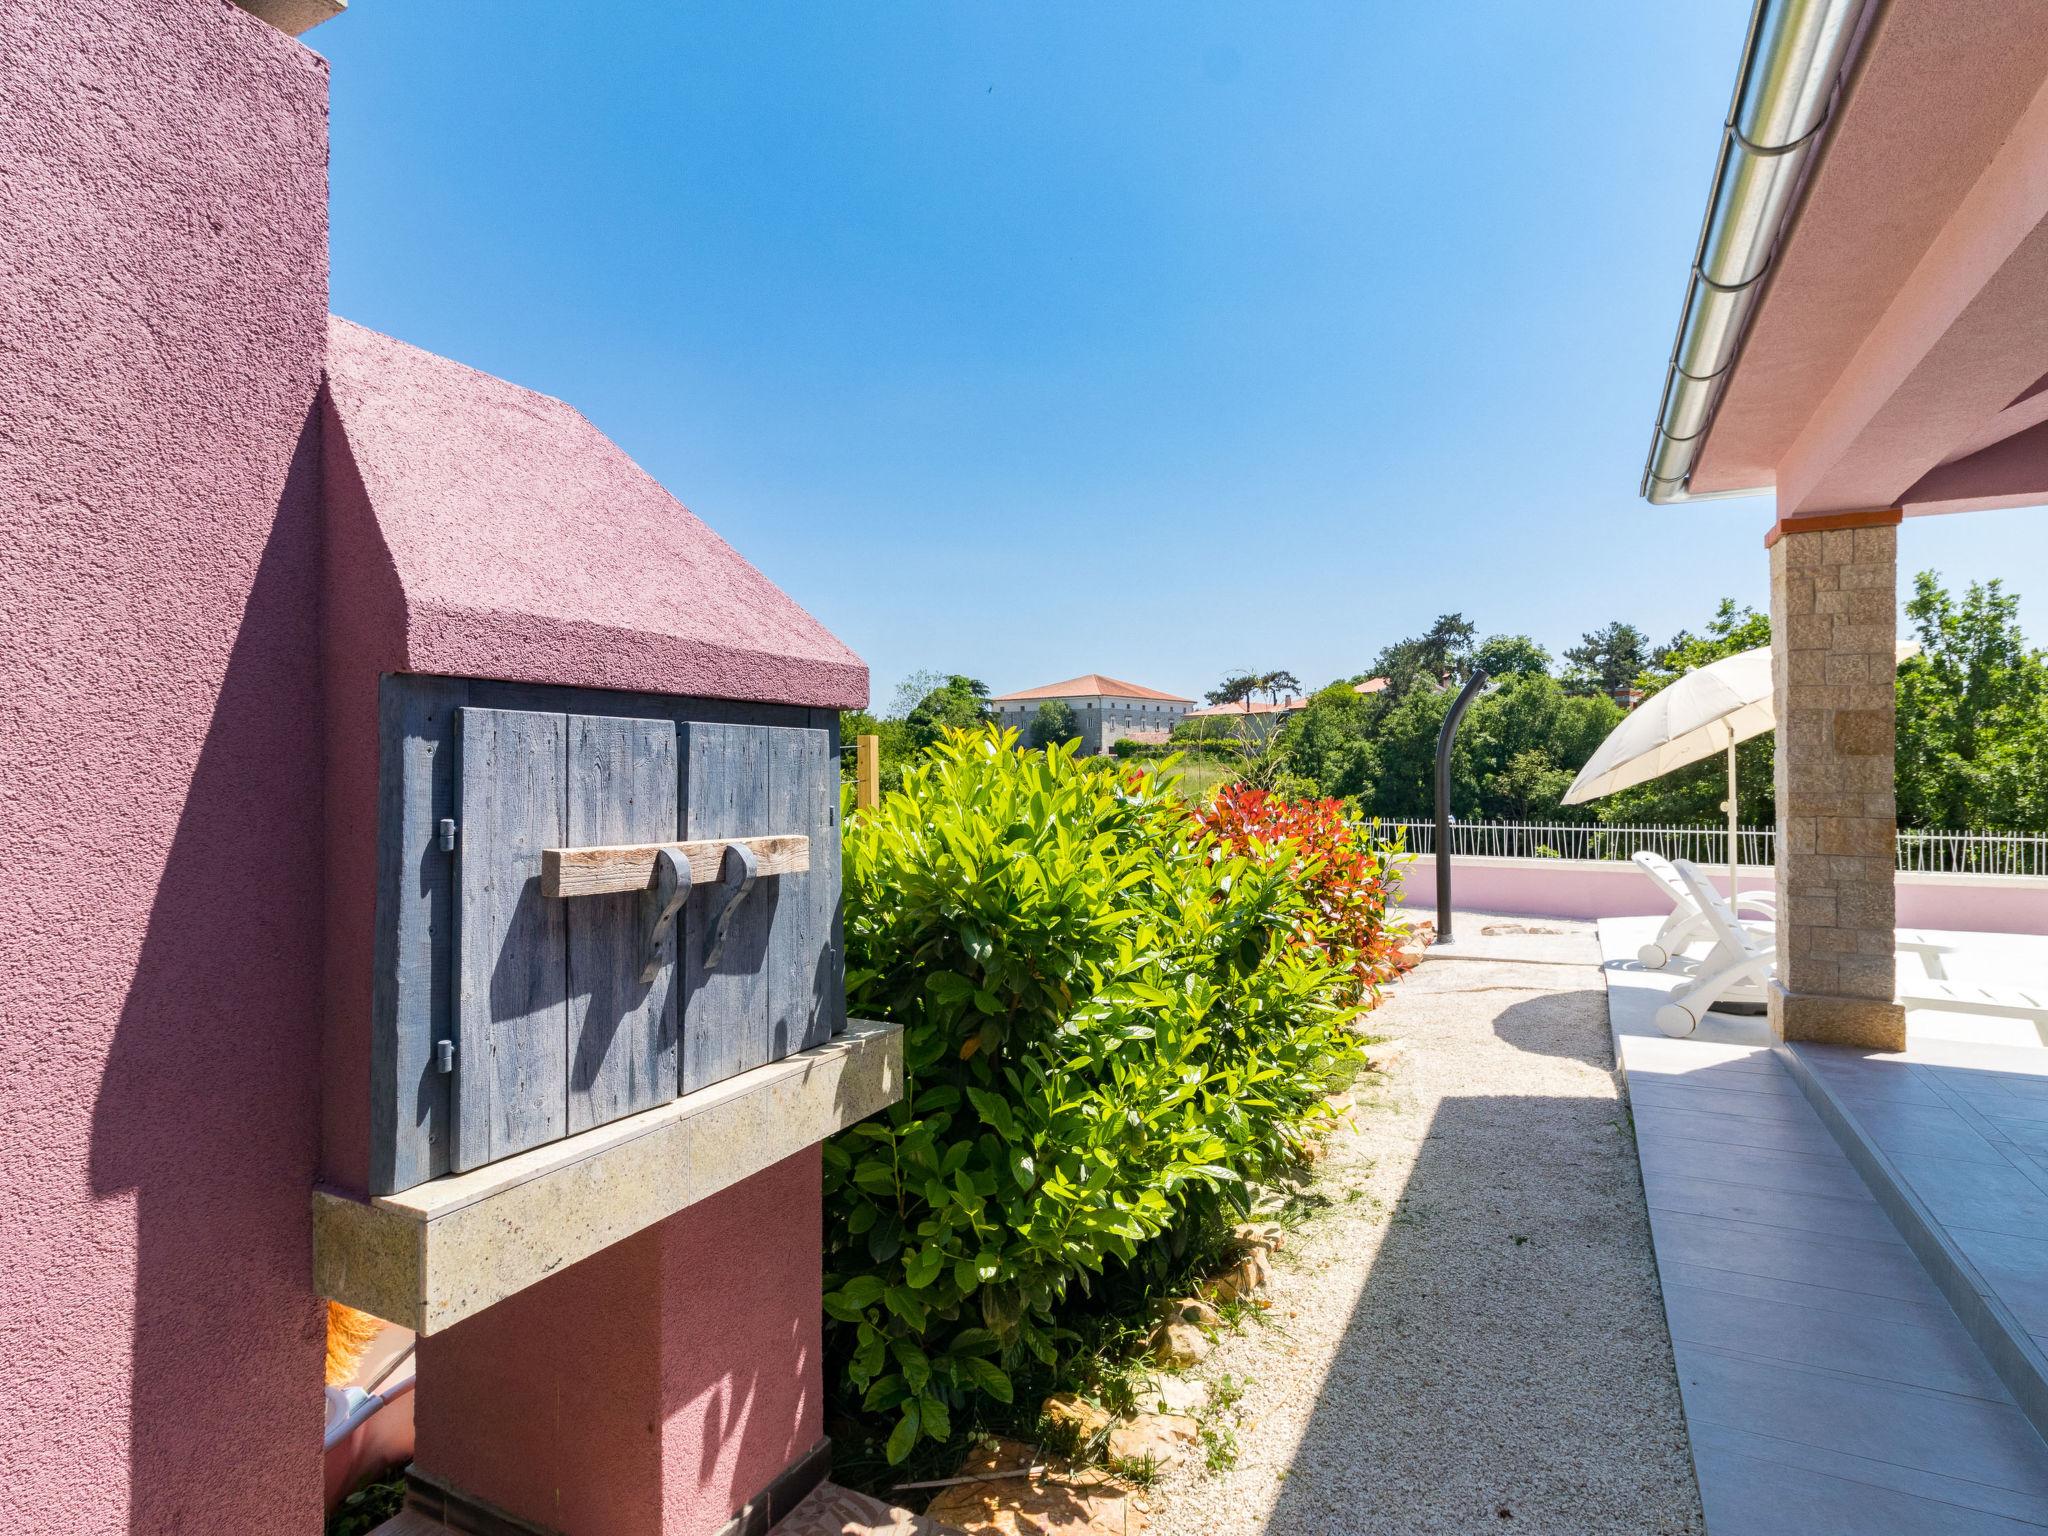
[1640,0,1881,505]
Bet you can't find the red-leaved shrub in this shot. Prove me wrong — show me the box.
[1194,785,1409,1001]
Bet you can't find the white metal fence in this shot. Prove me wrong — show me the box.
[1369,819,2048,877]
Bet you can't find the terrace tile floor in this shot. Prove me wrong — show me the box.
[1601,915,2048,1534]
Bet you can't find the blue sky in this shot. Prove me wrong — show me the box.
[321,2,2048,707]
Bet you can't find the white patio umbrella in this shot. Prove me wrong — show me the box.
[1561,641,1917,895]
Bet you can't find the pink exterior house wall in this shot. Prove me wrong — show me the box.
[0,2,332,1529]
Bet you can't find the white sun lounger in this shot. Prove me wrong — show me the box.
[1636,849,1957,979]
[1632,850,1776,970]
[1651,859,2041,1040]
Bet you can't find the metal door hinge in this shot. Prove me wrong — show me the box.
[438,818,458,852]
[435,1039,456,1073]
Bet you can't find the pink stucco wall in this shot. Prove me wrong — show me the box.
[415,1148,825,1535]
[4,6,858,1533]
[0,1,331,1530]
[1414,856,2048,936]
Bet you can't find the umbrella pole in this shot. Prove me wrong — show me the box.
[1726,739,1740,904]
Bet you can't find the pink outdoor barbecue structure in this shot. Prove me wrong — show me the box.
[1,3,898,1533]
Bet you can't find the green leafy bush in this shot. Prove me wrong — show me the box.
[825,730,1369,1460]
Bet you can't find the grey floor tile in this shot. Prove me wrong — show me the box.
[1658,1261,1959,1328]
[1629,1061,1805,1098]
[1935,1076,2048,1123]
[1637,1135,1874,1200]
[1662,1280,2011,1401]
[1644,1172,1899,1244]
[1647,1208,1945,1305]
[1989,1116,2048,1162]
[1891,1152,2048,1238]
[1949,1225,2048,1336]
[1693,1422,2048,1526]
[1691,1438,2048,1534]
[1632,1079,1823,1125]
[1837,1093,2006,1164]
[1800,1055,1944,1106]
[1633,1103,1842,1157]
[1674,1343,2048,1496]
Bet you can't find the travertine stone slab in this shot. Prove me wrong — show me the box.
[315,1019,901,1333]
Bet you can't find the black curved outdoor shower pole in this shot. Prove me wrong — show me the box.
[1434,668,1489,944]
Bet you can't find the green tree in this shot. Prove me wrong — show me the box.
[1348,672,1619,822]
[904,674,991,750]
[1459,674,1622,821]
[1563,620,1650,697]
[1651,599,1771,676]
[1373,677,1495,818]
[1896,572,2048,832]
[1204,672,1261,708]
[1027,698,1079,750]
[1371,613,1477,695]
[1259,668,1304,704]
[1473,633,1551,679]
[1280,683,1381,802]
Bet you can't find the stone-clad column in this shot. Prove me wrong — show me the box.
[1767,517,1906,1050]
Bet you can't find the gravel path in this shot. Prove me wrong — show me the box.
[1145,914,1704,1536]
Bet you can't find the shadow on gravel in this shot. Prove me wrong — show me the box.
[1258,1056,1702,1532]
[1491,989,1619,1063]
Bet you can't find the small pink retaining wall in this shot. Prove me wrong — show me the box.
[1414,857,2048,936]
[0,2,331,1529]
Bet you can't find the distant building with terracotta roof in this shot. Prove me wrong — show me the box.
[990,674,1194,755]
[1184,696,1309,719]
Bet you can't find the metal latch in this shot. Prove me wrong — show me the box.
[638,846,693,983]
[702,841,760,968]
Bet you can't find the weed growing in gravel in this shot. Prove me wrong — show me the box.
[1108,1452,1164,1488]
[1200,1421,1240,1473]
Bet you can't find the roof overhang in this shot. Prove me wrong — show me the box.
[1652,0,2048,523]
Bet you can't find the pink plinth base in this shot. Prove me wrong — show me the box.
[414,1148,825,1536]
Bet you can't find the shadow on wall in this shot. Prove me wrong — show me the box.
[1259,1014,1701,1531]
[87,408,328,1532]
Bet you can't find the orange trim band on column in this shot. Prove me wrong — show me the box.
[1763,507,1903,549]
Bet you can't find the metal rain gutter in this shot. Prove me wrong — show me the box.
[1640,0,1881,506]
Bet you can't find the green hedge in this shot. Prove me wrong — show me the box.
[1109,737,1246,761]
[824,729,1372,1461]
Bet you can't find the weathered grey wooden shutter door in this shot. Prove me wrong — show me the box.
[769,725,838,1055]
[454,707,569,1170]
[681,722,837,1093]
[681,722,770,1093]
[565,714,679,1134]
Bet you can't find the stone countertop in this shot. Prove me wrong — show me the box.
[315,1019,902,1334]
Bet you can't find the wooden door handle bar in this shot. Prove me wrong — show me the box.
[541,835,809,898]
